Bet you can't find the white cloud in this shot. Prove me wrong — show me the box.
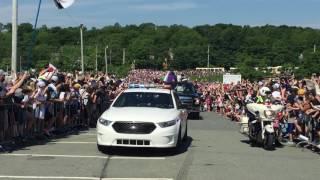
[130,2,197,11]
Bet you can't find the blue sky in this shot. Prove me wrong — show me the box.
[1,0,320,28]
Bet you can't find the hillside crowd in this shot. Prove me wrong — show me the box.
[0,67,319,151]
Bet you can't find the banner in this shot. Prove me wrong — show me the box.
[223,74,241,84]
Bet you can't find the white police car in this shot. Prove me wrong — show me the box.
[97,84,188,151]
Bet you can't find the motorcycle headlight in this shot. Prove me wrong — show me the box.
[264,110,275,119]
[98,117,113,126]
[158,119,177,128]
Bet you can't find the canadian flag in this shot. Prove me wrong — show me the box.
[47,63,57,72]
[53,0,75,9]
[39,64,57,80]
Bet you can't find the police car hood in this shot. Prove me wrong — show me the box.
[101,107,180,123]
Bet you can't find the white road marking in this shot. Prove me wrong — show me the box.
[101,178,173,180]
[0,176,98,179]
[49,141,96,144]
[80,133,97,136]
[0,176,173,180]
[0,153,109,159]
[0,153,166,160]
[112,156,166,160]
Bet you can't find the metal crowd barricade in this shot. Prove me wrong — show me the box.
[0,94,105,150]
[296,114,320,150]
[0,103,13,144]
[0,102,32,145]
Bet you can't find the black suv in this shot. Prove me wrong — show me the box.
[174,82,200,119]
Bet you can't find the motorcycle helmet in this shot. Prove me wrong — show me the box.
[272,91,281,100]
[259,87,271,97]
[272,83,280,90]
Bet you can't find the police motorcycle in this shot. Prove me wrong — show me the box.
[246,87,284,150]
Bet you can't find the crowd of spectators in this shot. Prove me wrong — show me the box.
[196,75,320,147]
[126,69,320,148]
[0,66,127,149]
[0,67,319,150]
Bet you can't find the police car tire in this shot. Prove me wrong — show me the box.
[193,112,200,119]
[176,127,182,148]
[97,144,105,152]
[183,122,188,142]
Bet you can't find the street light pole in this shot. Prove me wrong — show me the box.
[95,45,98,72]
[207,45,210,68]
[11,0,18,75]
[105,46,108,75]
[122,48,126,65]
[80,24,84,73]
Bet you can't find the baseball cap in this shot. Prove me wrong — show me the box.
[73,83,81,89]
[37,80,46,88]
[272,83,280,90]
[0,69,5,76]
[298,88,305,96]
[52,75,59,82]
[14,88,23,97]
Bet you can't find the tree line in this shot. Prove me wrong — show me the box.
[1,22,320,79]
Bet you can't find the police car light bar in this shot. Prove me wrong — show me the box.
[128,84,146,88]
[128,83,165,89]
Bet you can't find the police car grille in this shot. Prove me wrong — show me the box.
[179,97,193,105]
[112,122,156,134]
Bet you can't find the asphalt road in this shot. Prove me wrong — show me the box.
[0,112,319,180]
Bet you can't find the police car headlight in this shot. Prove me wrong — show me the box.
[98,117,113,126]
[158,119,177,128]
[194,98,200,105]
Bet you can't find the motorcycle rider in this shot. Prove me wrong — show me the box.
[256,87,271,104]
[247,86,271,136]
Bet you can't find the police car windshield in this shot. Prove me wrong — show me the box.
[113,92,174,109]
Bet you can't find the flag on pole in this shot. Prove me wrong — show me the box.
[54,0,75,9]
[47,63,57,72]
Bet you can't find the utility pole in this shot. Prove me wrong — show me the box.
[207,45,210,68]
[80,24,84,73]
[122,48,126,65]
[11,0,18,75]
[104,46,108,75]
[169,48,174,61]
[20,56,22,72]
[314,44,317,53]
[95,45,98,72]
